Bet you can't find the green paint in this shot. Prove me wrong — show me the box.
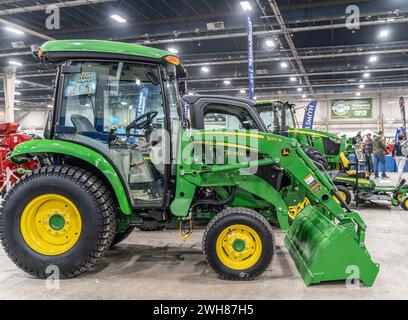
[285,206,380,287]
[11,140,132,215]
[41,40,172,61]
[232,239,246,252]
[49,214,65,231]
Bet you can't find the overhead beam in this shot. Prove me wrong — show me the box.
[0,18,55,40]
[0,0,118,15]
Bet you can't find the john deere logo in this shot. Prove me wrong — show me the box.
[281,149,291,157]
[332,100,350,116]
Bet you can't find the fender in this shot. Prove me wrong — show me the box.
[11,139,132,215]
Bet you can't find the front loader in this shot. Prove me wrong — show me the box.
[0,40,379,286]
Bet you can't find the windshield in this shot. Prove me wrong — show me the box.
[258,104,296,132]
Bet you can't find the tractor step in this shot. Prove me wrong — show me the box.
[285,206,380,287]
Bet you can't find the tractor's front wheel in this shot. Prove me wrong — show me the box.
[203,208,275,280]
[0,166,116,279]
[401,197,408,211]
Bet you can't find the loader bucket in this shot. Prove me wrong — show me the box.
[285,205,380,287]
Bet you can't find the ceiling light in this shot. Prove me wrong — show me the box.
[15,80,22,84]
[356,92,361,96]
[47,105,53,108]
[240,1,252,11]
[297,87,303,92]
[14,108,22,111]
[167,47,178,54]
[5,27,24,35]
[121,102,128,106]
[359,84,365,89]
[280,62,288,68]
[188,92,194,96]
[14,92,21,96]
[363,72,370,78]
[240,89,246,94]
[379,29,389,38]
[265,39,275,48]
[224,80,231,85]
[110,14,127,23]
[302,94,307,99]
[136,79,141,86]
[369,56,378,63]
[14,100,20,103]
[9,60,22,66]
[290,77,296,82]
[201,66,210,73]
[253,96,257,100]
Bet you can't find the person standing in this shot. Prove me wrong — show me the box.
[364,133,374,174]
[373,131,389,179]
[393,134,408,182]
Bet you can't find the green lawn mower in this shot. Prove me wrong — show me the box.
[255,100,350,170]
[0,40,379,286]
[330,152,408,209]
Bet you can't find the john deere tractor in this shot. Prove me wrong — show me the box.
[0,40,379,286]
[255,100,350,170]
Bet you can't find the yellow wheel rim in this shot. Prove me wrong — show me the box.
[216,224,262,270]
[20,194,82,256]
[335,191,347,203]
[398,194,403,201]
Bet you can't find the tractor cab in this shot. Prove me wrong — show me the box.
[255,100,297,135]
[37,40,186,207]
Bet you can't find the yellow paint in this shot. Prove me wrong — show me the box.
[288,198,311,221]
[216,224,262,270]
[194,140,258,151]
[20,194,82,256]
[288,129,329,138]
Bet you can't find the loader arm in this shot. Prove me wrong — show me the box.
[170,129,379,287]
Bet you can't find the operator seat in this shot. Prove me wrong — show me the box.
[70,114,97,132]
[340,152,369,178]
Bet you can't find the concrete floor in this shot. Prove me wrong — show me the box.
[1,174,408,300]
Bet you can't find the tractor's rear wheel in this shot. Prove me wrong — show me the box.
[334,185,352,206]
[303,147,329,171]
[401,197,408,211]
[0,166,116,279]
[203,207,275,281]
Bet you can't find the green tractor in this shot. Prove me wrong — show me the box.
[0,40,379,286]
[255,100,350,170]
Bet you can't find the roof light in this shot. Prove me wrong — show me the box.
[201,66,210,73]
[240,89,246,94]
[253,96,257,100]
[14,108,22,111]
[290,76,296,82]
[359,84,365,89]
[15,92,21,96]
[240,1,252,11]
[165,55,180,66]
[136,79,141,86]
[47,105,53,108]
[356,92,361,96]
[5,27,24,35]
[265,39,275,48]
[379,29,389,38]
[15,100,21,103]
[224,80,231,85]
[297,87,303,92]
[369,56,378,63]
[9,60,22,66]
[363,72,370,78]
[302,94,307,99]
[188,92,194,96]
[15,80,22,84]
[110,14,127,23]
[121,102,128,106]
[167,47,178,54]
[280,62,288,68]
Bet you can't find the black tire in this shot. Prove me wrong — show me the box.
[303,147,329,171]
[110,226,135,247]
[401,197,408,210]
[335,185,352,205]
[0,166,116,279]
[203,207,275,281]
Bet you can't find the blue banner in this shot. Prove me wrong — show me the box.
[302,100,318,129]
[247,16,255,101]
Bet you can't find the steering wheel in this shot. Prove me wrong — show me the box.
[126,111,158,134]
